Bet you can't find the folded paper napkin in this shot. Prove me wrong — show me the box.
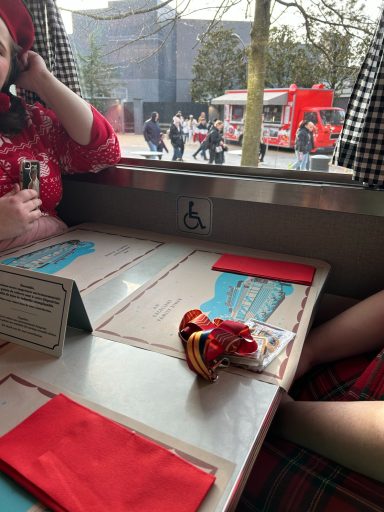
[179,309,258,382]
[0,394,215,512]
[212,253,315,285]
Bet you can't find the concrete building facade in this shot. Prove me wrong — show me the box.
[69,0,251,104]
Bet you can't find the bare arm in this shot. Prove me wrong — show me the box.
[16,52,93,146]
[273,396,384,483]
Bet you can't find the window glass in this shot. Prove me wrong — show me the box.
[231,106,244,122]
[263,106,283,124]
[57,0,381,177]
[319,109,346,126]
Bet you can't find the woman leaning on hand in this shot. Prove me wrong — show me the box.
[0,0,121,252]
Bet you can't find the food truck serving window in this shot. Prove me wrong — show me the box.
[263,106,282,124]
[231,105,244,121]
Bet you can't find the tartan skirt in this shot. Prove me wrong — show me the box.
[236,349,384,512]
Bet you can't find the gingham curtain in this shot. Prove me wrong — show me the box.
[333,8,384,187]
[20,0,82,103]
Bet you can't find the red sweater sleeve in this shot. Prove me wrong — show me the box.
[32,103,121,174]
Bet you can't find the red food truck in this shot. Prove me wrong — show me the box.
[211,84,345,153]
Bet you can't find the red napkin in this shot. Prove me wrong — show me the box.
[0,394,215,512]
[212,253,315,285]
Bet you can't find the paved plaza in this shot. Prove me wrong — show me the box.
[117,133,347,173]
[118,133,296,169]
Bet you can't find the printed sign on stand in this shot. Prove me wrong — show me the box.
[0,264,92,357]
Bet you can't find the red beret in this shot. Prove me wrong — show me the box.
[0,0,34,53]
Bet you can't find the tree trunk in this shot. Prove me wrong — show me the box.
[241,0,271,168]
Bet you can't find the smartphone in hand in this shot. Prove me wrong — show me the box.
[20,160,40,196]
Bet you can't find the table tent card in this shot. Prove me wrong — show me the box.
[0,263,91,357]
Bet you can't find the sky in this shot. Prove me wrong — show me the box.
[57,0,383,32]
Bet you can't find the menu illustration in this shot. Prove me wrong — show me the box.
[95,249,311,387]
[0,226,165,295]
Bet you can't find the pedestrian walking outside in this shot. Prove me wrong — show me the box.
[208,120,227,164]
[143,111,161,159]
[192,136,209,161]
[291,120,315,170]
[192,118,209,160]
[187,115,196,143]
[259,114,267,163]
[157,132,169,160]
[182,118,189,144]
[169,115,185,161]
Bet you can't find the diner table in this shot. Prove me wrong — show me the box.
[0,224,330,511]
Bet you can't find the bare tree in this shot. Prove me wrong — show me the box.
[191,27,247,101]
[240,0,377,167]
[241,0,271,167]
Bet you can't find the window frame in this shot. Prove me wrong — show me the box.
[65,159,384,219]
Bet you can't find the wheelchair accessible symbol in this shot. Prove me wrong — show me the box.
[184,201,206,229]
[177,196,212,236]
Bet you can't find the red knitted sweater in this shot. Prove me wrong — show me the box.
[0,101,121,216]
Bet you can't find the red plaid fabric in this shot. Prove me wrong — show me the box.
[236,349,384,512]
[290,352,376,401]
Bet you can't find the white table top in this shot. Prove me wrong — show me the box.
[0,333,279,511]
[0,226,330,511]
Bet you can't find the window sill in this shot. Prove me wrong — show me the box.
[64,158,384,217]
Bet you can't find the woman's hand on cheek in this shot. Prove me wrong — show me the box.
[0,186,42,241]
[16,51,50,94]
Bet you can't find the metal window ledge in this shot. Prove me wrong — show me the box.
[64,160,384,217]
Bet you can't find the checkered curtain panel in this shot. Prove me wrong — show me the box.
[334,9,384,187]
[21,0,82,103]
